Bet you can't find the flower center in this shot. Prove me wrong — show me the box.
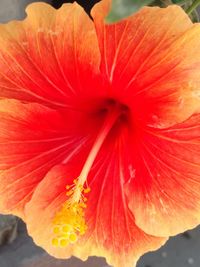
[51,100,128,247]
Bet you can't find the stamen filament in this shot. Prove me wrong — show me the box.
[52,105,120,247]
[73,107,120,201]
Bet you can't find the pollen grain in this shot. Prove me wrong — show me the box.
[51,179,90,247]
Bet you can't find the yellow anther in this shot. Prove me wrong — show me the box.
[62,224,72,233]
[80,203,87,208]
[60,238,69,247]
[69,233,77,243]
[52,238,59,247]
[80,230,85,235]
[84,187,91,194]
[66,185,71,190]
[66,190,74,196]
[52,179,91,248]
[73,178,78,184]
[52,201,87,247]
[53,226,60,234]
[79,225,87,235]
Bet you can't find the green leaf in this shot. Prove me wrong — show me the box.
[190,9,200,22]
[186,0,200,14]
[106,0,154,23]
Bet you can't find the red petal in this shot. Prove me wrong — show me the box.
[92,1,200,128]
[0,3,100,108]
[25,138,167,267]
[0,99,91,218]
[126,114,200,236]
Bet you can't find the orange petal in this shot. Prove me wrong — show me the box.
[0,99,91,218]
[25,149,167,267]
[0,2,100,107]
[92,1,200,127]
[126,113,200,237]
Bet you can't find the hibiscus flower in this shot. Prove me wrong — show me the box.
[0,0,200,267]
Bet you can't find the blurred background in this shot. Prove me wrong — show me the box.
[0,1,200,267]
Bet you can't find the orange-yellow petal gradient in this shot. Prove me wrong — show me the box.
[0,1,200,267]
[25,148,167,267]
[0,99,93,218]
[0,2,102,218]
[126,114,200,237]
[0,2,100,107]
[92,0,200,128]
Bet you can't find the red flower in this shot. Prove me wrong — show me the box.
[0,1,200,266]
